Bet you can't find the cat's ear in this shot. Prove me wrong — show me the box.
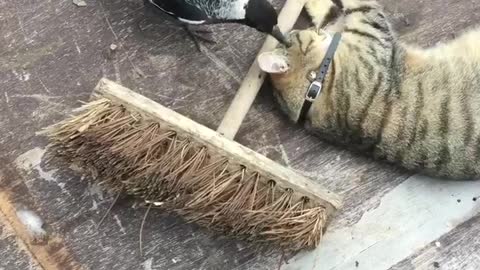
[257,51,289,74]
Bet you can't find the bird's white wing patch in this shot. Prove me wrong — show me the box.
[178,17,206,24]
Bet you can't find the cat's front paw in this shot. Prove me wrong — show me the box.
[305,0,340,29]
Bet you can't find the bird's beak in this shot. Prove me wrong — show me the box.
[271,25,292,47]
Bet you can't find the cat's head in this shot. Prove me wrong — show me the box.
[258,28,337,122]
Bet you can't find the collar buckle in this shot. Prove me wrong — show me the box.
[306,81,323,102]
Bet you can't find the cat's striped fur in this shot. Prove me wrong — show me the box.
[259,0,480,179]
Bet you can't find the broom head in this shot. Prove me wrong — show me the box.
[42,78,342,252]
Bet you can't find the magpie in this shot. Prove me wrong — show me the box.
[143,0,290,51]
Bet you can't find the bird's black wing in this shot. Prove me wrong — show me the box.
[148,0,210,23]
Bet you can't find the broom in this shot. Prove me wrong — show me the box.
[42,0,342,252]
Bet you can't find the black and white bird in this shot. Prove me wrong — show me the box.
[143,0,289,50]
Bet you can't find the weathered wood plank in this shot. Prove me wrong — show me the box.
[1,0,480,268]
[284,175,480,270]
[390,213,480,270]
[383,0,480,45]
[0,215,42,270]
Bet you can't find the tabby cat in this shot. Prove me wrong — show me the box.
[257,0,480,180]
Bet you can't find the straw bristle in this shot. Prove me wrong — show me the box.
[43,98,327,251]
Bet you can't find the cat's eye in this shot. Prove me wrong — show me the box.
[308,71,317,81]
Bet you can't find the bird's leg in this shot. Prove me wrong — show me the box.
[182,24,216,51]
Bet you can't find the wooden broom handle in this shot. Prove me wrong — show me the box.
[216,0,307,139]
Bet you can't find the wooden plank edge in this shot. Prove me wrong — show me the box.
[0,176,85,270]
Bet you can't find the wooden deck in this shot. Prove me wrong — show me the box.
[1,0,479,269]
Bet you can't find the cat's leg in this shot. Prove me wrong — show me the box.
[305,0,386,32]
[305,0,340,29]
[331,0,392,45]
[336,0,380,10]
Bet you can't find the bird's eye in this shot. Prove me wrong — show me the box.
[308,71,316,81]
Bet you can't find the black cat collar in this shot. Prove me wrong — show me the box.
[297,32,342,124]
